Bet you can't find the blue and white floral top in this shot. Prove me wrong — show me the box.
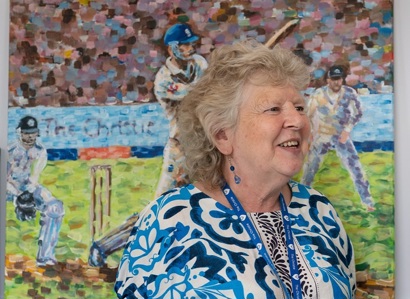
[115,182,356,299]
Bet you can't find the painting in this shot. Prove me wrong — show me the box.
[6,0,393,298]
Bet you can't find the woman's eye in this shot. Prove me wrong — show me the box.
[296,106,305,112]
[266,107,280,112]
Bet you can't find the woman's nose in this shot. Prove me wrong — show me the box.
[284,107,307,129]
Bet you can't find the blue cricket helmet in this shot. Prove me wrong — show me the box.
[164,23,199,45]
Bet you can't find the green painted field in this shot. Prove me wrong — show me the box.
[295,150,395,282]
[4,150,394,298]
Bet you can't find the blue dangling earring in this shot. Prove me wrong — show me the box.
[229,158,241,184]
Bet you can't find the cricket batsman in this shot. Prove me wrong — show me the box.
[153,22,208,198]
[7,115,65,266]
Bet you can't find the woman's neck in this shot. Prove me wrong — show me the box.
[229,181,290,212]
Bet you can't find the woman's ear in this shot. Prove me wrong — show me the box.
[214,129,233,155]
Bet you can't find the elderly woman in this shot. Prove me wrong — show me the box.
[115,40,356,299]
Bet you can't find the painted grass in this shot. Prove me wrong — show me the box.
[5,157,162,266]
[297,150,395,281]
[4,150,394,298]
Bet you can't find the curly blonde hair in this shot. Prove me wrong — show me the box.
[177,40,310,188]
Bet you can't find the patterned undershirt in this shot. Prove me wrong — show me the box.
[250,211,317,298]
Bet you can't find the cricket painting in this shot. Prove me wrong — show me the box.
[6,0,393,298]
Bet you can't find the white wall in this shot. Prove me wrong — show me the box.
[0,0,9,298]
[0,0,409,298]
[392,0,410,297]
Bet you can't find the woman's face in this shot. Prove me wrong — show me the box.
[225,83,311,183]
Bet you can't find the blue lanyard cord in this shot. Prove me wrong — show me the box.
[279,192,303,299]
[222,183,303,299]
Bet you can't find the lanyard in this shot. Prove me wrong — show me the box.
[222,183,302,299]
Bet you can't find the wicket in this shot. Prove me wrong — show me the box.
[90,165,112,241]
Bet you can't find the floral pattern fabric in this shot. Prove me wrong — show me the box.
[115,182,356,299]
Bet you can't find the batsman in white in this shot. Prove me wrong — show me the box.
[88,23,208,267]
[7,115,65,266]
[153,22,208,198]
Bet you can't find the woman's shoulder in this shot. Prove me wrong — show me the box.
[289,180,334,207]
[140,184,206,216]
[156,184,203,201]
[289,181,346,230]
[289,180,326,198]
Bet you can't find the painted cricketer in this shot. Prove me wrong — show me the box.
[153,23,208,198]
[301,65,375,211]
[7,115,65,266]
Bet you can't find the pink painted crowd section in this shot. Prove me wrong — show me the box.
[9,0,393,108]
